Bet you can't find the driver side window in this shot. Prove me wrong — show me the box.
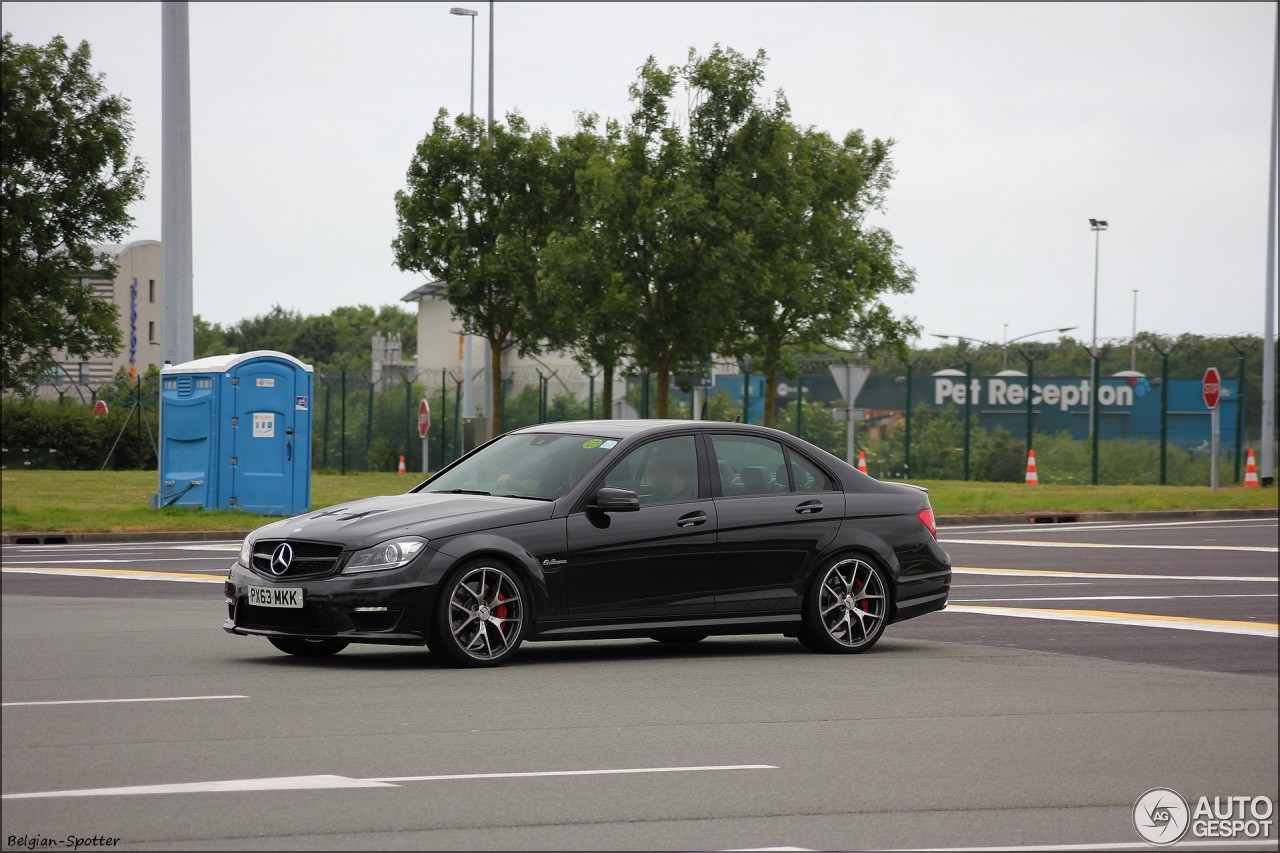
[604,436,699,505]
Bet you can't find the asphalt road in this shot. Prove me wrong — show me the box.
[1,517,1276,851]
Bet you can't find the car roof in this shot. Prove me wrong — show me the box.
[508,419,794,440]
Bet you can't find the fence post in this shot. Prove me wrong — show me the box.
[321,374,331,469]
[796,374,804,439]
[340,371,347,475]
[902,362,911,476]
[364,376,374,472]
[403,376,413,471]
[588,373,595,420]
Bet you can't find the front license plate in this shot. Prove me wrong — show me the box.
[248,586,303,608]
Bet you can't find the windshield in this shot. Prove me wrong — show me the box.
[422,433,621,501]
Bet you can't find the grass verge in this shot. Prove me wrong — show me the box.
[1,469,1274,533]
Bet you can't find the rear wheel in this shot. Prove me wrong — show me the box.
[268,637,349,657]
[798,556,889,654]
[429,560,529,667]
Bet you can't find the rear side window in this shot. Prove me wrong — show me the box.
[711,435,788,496]
[788,450,835,492]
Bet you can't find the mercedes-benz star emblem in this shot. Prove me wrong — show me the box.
[270,543,294,575]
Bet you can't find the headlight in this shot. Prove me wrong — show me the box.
[239,538,252,567]
[343,536,429,575]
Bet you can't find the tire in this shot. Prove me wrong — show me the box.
[650,633,709,644]
[268,637,349,657]
[428,559,530,667]
[797,556,889,654]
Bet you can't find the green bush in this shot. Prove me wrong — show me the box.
[1,396,157,470]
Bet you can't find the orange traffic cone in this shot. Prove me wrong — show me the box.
[857,451,868,474]
[1025,449,1039,485]
[1244,448,1259,488]
[397,455,406,474]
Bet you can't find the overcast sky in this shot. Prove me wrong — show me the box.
[4,1,1277,347]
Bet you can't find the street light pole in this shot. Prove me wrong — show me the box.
[450,7,478,423]
[1089,218,1108,437]
[1130,289,1139,372]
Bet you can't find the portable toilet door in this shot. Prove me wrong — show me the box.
[224,352,313,515]
[158,370,218,508]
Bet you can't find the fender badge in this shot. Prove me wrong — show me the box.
[541,558,567,567]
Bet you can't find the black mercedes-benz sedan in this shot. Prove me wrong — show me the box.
[224,420,950,667]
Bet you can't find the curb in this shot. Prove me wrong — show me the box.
[5,508,1276,545]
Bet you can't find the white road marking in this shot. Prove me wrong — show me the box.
[956,593,1278,603]
[3,695,247,707]
[958,582,1094,588]
[953,567,1276,583]
[0,556,232,564]
[897,840,1277,851]
[942,517,1277,535]
[946,604,1279,637]
[1,764,778,799]
[1,567,224,583]
[942,537,1276,553]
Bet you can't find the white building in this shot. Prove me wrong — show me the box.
[400,280,614,418]
[40,240,164,398]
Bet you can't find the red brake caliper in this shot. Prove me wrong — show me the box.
[854,575,865,611]
[495,590,508,635]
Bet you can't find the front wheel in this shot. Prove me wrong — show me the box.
[428,560,529,667]
[268,637,349,657]
[798,557,889,654]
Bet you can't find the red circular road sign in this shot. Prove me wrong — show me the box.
[1202,367,1222,410]
[418,399,431,439]
[93,400,109,417]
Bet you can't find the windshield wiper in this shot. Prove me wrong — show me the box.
[497,494,553,501]
[428,489,492,496]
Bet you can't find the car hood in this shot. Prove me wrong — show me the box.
[248,492,555,548]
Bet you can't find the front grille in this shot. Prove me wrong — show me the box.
[251,539,343,579]
[238,600,354,634]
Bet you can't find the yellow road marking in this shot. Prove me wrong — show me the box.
[947,604,1279,637]
[2,566,224,583]
[953,566,1276,582]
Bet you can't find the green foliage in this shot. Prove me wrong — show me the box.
[393,111,564,435]
[500,384,589,431]
[0,392,156,470]
[1,33,147,393]
[194,304,416,371]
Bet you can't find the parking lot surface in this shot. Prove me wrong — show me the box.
[2,516,1276,851]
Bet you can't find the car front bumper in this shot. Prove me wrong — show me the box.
[222,550,455,645]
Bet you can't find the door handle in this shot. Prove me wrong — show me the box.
[795,500,823,514]
[676,511,708,528]
[287,440,293,462]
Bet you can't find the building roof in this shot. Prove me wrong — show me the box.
[402,280,447,302]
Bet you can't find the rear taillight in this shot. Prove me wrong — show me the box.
[917,507,937,539]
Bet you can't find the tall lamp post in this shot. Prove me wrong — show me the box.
[450,8,478,424]
[934,326,1077,477]
[1088,218,1108,438]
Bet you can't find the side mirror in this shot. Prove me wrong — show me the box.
[590,487,640,513]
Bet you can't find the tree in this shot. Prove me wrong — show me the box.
[1,33,147,393]
[725,110,919,426]
[594,49,759,417]
[393,112,563,436]
[538,114,636,418]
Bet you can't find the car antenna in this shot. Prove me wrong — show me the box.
[734,415,741,423]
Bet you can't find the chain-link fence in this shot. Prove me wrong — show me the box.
[10,337,1272,486]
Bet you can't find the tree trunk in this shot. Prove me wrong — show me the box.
[763,364,778,427]
[655,352,672,417]
[489,340,504,437]
[600,363,614,418]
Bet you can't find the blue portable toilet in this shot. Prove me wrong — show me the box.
[159,351,313,516]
